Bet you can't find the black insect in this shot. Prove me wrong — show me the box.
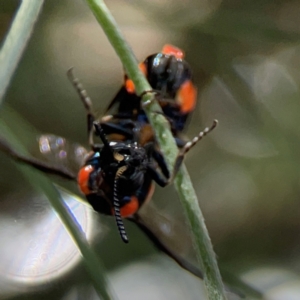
[103,44,198,147]
[77,122,172,244]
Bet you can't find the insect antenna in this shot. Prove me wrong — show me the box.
[113,166,129,243]
[67,68,95,148]
[171,120,218,180]
[93,122,113,151]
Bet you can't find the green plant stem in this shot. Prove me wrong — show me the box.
[0,1,114,296]
[0,0,44,103]
[24,171,114,300]
[84,0,227,299]
[0,120,114,300]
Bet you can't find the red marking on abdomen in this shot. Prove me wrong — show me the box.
[125,62,147,94]
[177,80,197,114]
[119,196,139,217]
[77,165,94,195]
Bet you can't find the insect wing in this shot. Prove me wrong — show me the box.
[35,134,88,174]
[137,201,196,263]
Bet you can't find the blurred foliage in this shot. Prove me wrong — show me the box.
[1,0,300,299]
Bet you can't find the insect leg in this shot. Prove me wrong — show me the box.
[139,89,161,108]
[100,121,134,140]
[144,143,170,179]
[146,164,169,187]
[101,112,136,122]
[140,90,179,108]
[174,137,187,148]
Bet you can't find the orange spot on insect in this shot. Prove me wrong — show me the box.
[77,165,94,195]
[119,197,139,217]
[125,63,147,94]
[177,80,197,114]
[162,44,185,59]
[139,62,147,76]
[125,79,135,94]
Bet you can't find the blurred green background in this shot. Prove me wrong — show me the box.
[1,0,300,299]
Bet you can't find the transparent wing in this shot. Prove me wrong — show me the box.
[133,198,262,299]
[33,134,89,175]
[137,201,196,263]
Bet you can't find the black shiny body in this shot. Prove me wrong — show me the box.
[145,53,192,99]
[106,52,194,134]
[81,127,170,217]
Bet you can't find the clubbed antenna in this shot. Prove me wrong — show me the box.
[114,166,129,243]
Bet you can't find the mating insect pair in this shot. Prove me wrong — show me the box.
[68,67,217,243]
[0,45,217,243]
[70,44,217,242]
